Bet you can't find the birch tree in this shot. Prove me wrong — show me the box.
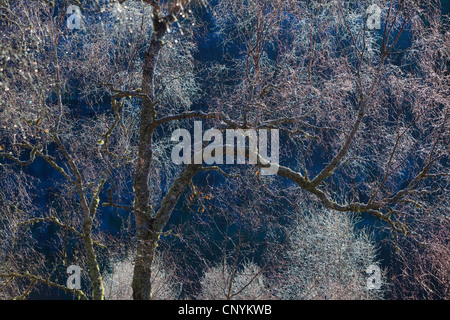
[0,0,448,300]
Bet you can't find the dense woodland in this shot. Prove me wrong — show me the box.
[0,0,448,300]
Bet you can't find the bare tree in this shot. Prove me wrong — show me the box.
[103,251,181,300]
[0,0,202,299]
[277,208,386,300]
[0,0,448,300]
[197,261,270,300]
[389,199,450,299]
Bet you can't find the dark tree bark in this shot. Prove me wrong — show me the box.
[131,1,198,300]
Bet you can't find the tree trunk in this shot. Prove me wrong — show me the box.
[131,8,193,300]
[82,217,105,300]
[131,219,159,300]
[132,165,201,299]
[83,182,106,300]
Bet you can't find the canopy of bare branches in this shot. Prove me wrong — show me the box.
[0,0,448,300]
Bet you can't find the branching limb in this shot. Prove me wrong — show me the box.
[0,272,89,300]
[200,165,238,178]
